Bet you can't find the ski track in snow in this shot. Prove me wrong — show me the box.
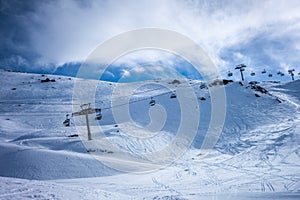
[0,71,299,199]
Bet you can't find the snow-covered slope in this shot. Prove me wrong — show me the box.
[0,71,118,180]
[0,70,299,199]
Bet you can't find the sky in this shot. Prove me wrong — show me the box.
[0,0,300,82]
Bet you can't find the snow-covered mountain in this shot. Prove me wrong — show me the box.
[0,70,299,199]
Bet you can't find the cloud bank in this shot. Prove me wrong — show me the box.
[0,0,300,80]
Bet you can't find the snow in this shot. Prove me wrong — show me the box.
[0,70,299,199]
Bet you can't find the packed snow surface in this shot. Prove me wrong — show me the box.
[0,70,299,199]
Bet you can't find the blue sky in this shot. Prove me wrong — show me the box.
[0,0,300,82]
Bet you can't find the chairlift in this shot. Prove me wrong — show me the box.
[268,73,273,77]
[227,71,233,77]
[170,92,177,99]
[287,69,295,80]
[200,82,206,89]
[149,97,155,106]
[63,114,70,127]
[288,69,295,73]
[94,109,102,120]
[262,69,266,74]
[250,72,255,76]
[277,71,284,76]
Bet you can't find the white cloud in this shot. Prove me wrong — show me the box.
[121,69,130,77]
[10,0,300,74]
[152,66,164,72]
[233,53,245,60]
[113,50,176,67]
[133,67,145,73]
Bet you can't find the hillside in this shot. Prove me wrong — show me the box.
[0,70,299,199]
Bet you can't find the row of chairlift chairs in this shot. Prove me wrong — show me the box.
[64,68,300,127]
[228,70,256,77]
[227,69,287,78]
[63,92,177,126]
[63,109,103,127]
[63,67,298,127]
[149,91,177,107]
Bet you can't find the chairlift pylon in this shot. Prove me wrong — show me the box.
[288,69,295,80]
[235,64,246,81]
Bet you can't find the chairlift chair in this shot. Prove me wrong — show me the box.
[277,71,285,76]
[262,69,266,74]
[170,92,177,99]
[63,114,70,127]
[200,82,206,89]
[94,109,102,120]
[250,72,255,76]
[149,97,155,106]
[227,71,233,77]
[268,73,273,77]
[95,113,102,120]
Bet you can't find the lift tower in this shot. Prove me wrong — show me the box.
[235,64,247,81]
[288,69,295,81]
[72,103,101,140]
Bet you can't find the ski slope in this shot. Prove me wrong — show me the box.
[0,70,299,199]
